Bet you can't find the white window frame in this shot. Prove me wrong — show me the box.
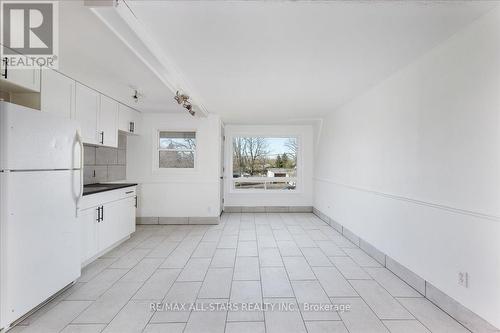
[229,134,302,194]
[153,129,198,172]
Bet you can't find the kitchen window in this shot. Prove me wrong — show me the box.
[158,131,196,168]
[232,136,298,191]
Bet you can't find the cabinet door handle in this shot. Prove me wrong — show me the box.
[100,131,104,145]
[101,205,104,221]
[96,206,101,222]
[2,58,7,79]
[125,191,134,194]
[135,196,138,208]
[129,122,135,133]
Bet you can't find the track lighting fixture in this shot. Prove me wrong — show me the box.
[174,91,196,116]
[174,91,188,105]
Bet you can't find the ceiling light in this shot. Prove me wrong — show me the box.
[131,88,143,103]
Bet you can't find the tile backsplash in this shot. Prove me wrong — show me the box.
[84,134,127,184]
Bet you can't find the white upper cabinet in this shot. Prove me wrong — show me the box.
[40,69,75,119]
[75,83,99,145]
[130,109,141,135]
[118,104,141,135]
[0,56,41,92]
[8,54,138,146]
[99,95,119,148]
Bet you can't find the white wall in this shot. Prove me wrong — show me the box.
[224,125,314,207]
[314,7,500,328]
[127,113,222,218]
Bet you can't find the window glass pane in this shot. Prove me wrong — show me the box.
[267,181,296,190]
[159,131,196,150]
[159,151,194,168]
[234,182,265,189]
[232,137,297,178]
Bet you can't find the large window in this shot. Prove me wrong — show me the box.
[232,137,298,190]
[158,131,196,168]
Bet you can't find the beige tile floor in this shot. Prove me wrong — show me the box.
[11,213,471,333]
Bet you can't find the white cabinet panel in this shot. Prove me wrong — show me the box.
[78,187,137,265]
[99,95,118,148]
[5,68,40,92]
[79,207,99,264]
[118,104,141,135]
[130,110,141,135]
[120,196,137,238]
[75,83,99,145]
[0,56,40,92]
[118,104,132,133]
[75,85,120,147]
[98,200,121,252]
[41,69,75,119]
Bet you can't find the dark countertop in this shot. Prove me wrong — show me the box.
[83,183,138,196]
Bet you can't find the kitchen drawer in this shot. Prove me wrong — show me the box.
[78,186,136,211]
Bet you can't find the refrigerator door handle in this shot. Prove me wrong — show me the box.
[77,130,84,196]
[75,130,84,216]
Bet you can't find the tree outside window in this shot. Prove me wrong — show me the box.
[158,131,196,168]
[232,137,298,190]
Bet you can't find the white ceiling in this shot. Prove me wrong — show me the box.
[121,0,497,123]
[58,1,180,113]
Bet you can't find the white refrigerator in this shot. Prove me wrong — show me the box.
[0,101,83,330]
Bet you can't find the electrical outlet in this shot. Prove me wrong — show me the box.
[458,272,469,288]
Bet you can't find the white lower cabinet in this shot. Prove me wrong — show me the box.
[79,206,99,264]
[98,199,124,252]
[122,196,137,235]
[78,187,137,265]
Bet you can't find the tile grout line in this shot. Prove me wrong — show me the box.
[294,212,351,333]
[255,212,268,333]
[17,213,479,333]
[272,212,309,333]
[141,222,206,332]
[313,209,478,333]
[60,230,158,332]
[298,213,357,333]
[98,230,173,333]
[137,227,187,333]
[179,216,228,333]
[313,214,410,333]
[137,227,183,332]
